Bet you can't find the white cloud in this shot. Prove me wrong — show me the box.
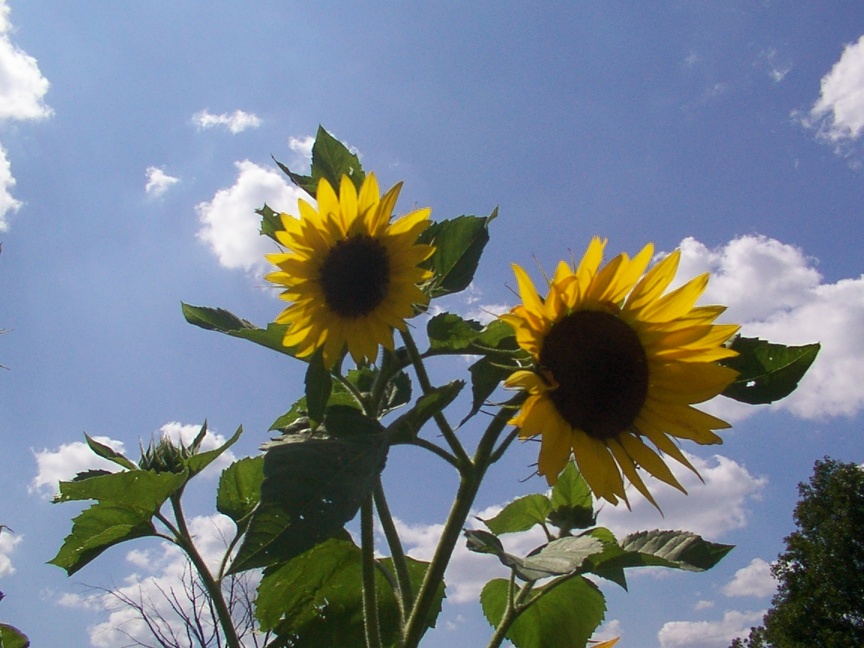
[695,600,715,611]
[806,34,864,143]
[196,160,306,272]
[31,422,232,497]
[144,166,179,197]
[59,514,260,648]
[598,453,767,540]
[30,436,126,498]
[193,109,261,134]
[675,234,864,420]
[0,527,22,578]
[722,558,777,598]
[288,135,314,159]
[658,609,765,648]
[0,1,52,230]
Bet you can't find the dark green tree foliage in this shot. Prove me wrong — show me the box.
[731,458,864,648]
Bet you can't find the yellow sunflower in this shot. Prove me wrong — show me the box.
[265,173,434,369]
[501,237,740,508]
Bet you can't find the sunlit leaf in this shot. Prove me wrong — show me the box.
[257,203,283,243]
[217,456,264,524]
[181,303,296,358]
[418,210,497,298]
[721,337,820,405]
[0,623,30,648]
[480,494,551,535]
[83,434,137,471]
[185,425,243,477]
[274,125,365,198]
[595,529,734,574]
[481,575,606,648]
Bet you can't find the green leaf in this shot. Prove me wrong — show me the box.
[426,313,484,353]
[181,303,296,358]
[548,464,596,533]
[721,337,820,405]
[217,456,264,524]
[481,575,606,648]
[230,408,389,572]
[0,623,30,648]
[387,381,464,444]
[275,126,365,199]
[54,469,187,508]
[305,350,332,428]
[610,529,734,572]
[380,369,412,416]
[465,530,603,581]
[256,203,284,243]
[417,210,497,298]
[83,434,137,471]
[185,425,243,477]
[49,503,158,575]
[255,538,443,647]
[465,355,516,423]
[481,494,552,535]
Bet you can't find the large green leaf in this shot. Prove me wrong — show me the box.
[230,408,389,572]
[465,530,603,581]
[480,494,552,535]
[216,456,264,524]
[54,469,188,508]
[256,538,443,647]
[274,125,365,198]
[181,303,296,358]
[83,434,137,471]
[387,381,464,444]
[548,464,596,533]
[481,575,606,648]
[49,504,158,575]
[0,623,30,648]
[595,529,734,574]
[721,337,820,405]
[417,210,497,298]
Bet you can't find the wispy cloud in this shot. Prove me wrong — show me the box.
[192,109,261,134]
[144,166,180,197]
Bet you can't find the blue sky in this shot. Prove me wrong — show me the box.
[1,2,864,646]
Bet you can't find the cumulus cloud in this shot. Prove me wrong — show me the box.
[675,234,864,420]
[0,526,21,578]
[0,0,52,230]
[193,109,261,134]
[288,135,314,159]
[31,422,232,497]
[144,166,179,197]
[196,160,306,272]
[722,558,777,598]
[58,514,260,648]
[804,34,864,143]
[598,453,767,540]
[658,609,765,648]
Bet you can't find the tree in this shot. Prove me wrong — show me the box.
[731,458,864,648]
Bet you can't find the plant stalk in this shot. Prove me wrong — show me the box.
[361,495,383,648]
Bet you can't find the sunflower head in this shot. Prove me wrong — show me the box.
[501,237,740,509]
[265,173,435,369]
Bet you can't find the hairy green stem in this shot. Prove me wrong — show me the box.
[361,496,383,648]
[400,329,470,468]
[486,577,536,648]
[374,478,414,628]
[169,494,243,648]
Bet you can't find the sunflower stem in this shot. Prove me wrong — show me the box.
[374,478,414,628]
[361,495,383,648]
[408,437,461,469]
[486,576,535,648]
[401,395,522,648]
[399,329,470,468]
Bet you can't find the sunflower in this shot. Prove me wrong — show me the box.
[501,237,740,508]
[265,173,434,369]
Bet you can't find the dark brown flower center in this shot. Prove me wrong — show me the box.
[539,309,649,440]
[319,235,390,318]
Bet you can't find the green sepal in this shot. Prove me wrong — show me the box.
[181,303,296,358]
[274,125,365,199]
[480,494,552,535]
[185,425,243,477]
[216,455,264,525]
[0,623,30,648]
[721,336,820,405]
[418,209,497,298]
[480,575,606,648]
[229,407,389,573]
[387,380,464,444]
